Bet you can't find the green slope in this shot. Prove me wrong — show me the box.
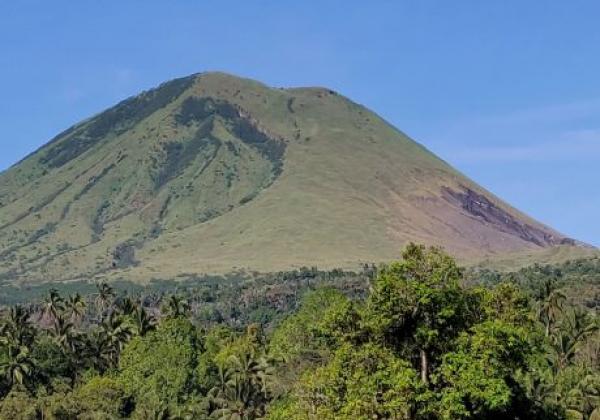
[0,72,587,284]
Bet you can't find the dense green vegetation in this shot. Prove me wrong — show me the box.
[0,245,599,419]
[468,256,600,309]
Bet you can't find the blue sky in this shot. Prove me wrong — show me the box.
[0,1,598,246]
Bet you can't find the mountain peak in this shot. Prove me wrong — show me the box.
[0,73,582,284]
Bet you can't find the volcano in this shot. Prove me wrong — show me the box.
[0,72,583,283]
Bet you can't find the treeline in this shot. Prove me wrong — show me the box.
[0,245,599,419]
[468,257,600,309]
[0,268,369,328]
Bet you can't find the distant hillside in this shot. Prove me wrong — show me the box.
[0,72,588,284]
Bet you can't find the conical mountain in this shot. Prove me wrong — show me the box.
[0,72,581,283]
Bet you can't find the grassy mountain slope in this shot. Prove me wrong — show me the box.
[0,72,588,284]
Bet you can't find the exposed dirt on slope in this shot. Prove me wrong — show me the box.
[442,186,574,247]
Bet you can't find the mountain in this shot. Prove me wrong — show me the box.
[0,72,586,284]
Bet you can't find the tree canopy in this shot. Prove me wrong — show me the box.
[0,244,599,419]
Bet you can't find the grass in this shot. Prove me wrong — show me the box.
[0,72,590,284]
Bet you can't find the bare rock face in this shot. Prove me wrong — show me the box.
[442,186,570,247]
[0,72,584,283]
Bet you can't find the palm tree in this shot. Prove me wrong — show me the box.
[98,312,133,368]
[50,315,86,386]
[82,331,111,373]
[0,306,37,392]
[564,373,600,419]
[549,330,579,372]
[1,305,36,348]
[565,308,599,345]
[208,365,247,420]
[538,288,566,337]
[522,367,559,411]
[51,316,76,352]
[65,293,86,324]
[115,296,138,316]
[163,295,190,318]
[231,352,274,399]
[132,307,156,337]
[95,282,116,315]
[0,345,35,391]
[549,308,598,372]
[209,351,274,419]
[40,288,65,324]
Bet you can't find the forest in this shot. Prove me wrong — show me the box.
[0,244,599,419]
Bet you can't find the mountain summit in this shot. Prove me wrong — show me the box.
[0,72,581,283]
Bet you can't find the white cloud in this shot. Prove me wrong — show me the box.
[443,131,600,163]
[422,99,600,164]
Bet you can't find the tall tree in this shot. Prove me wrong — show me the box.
[41,288,65,324]
[99,312,133,368]
[65,293,86,324]
[132,307,156,337]
[115,296,138,316]
[163,295,190,319]
[209,352,275,419]
[1,306,36,349]
[95,282,116,315]
[538,287,566,337]
[366,243,468,383]
[0,306,37,393]
[0,346,35,393]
